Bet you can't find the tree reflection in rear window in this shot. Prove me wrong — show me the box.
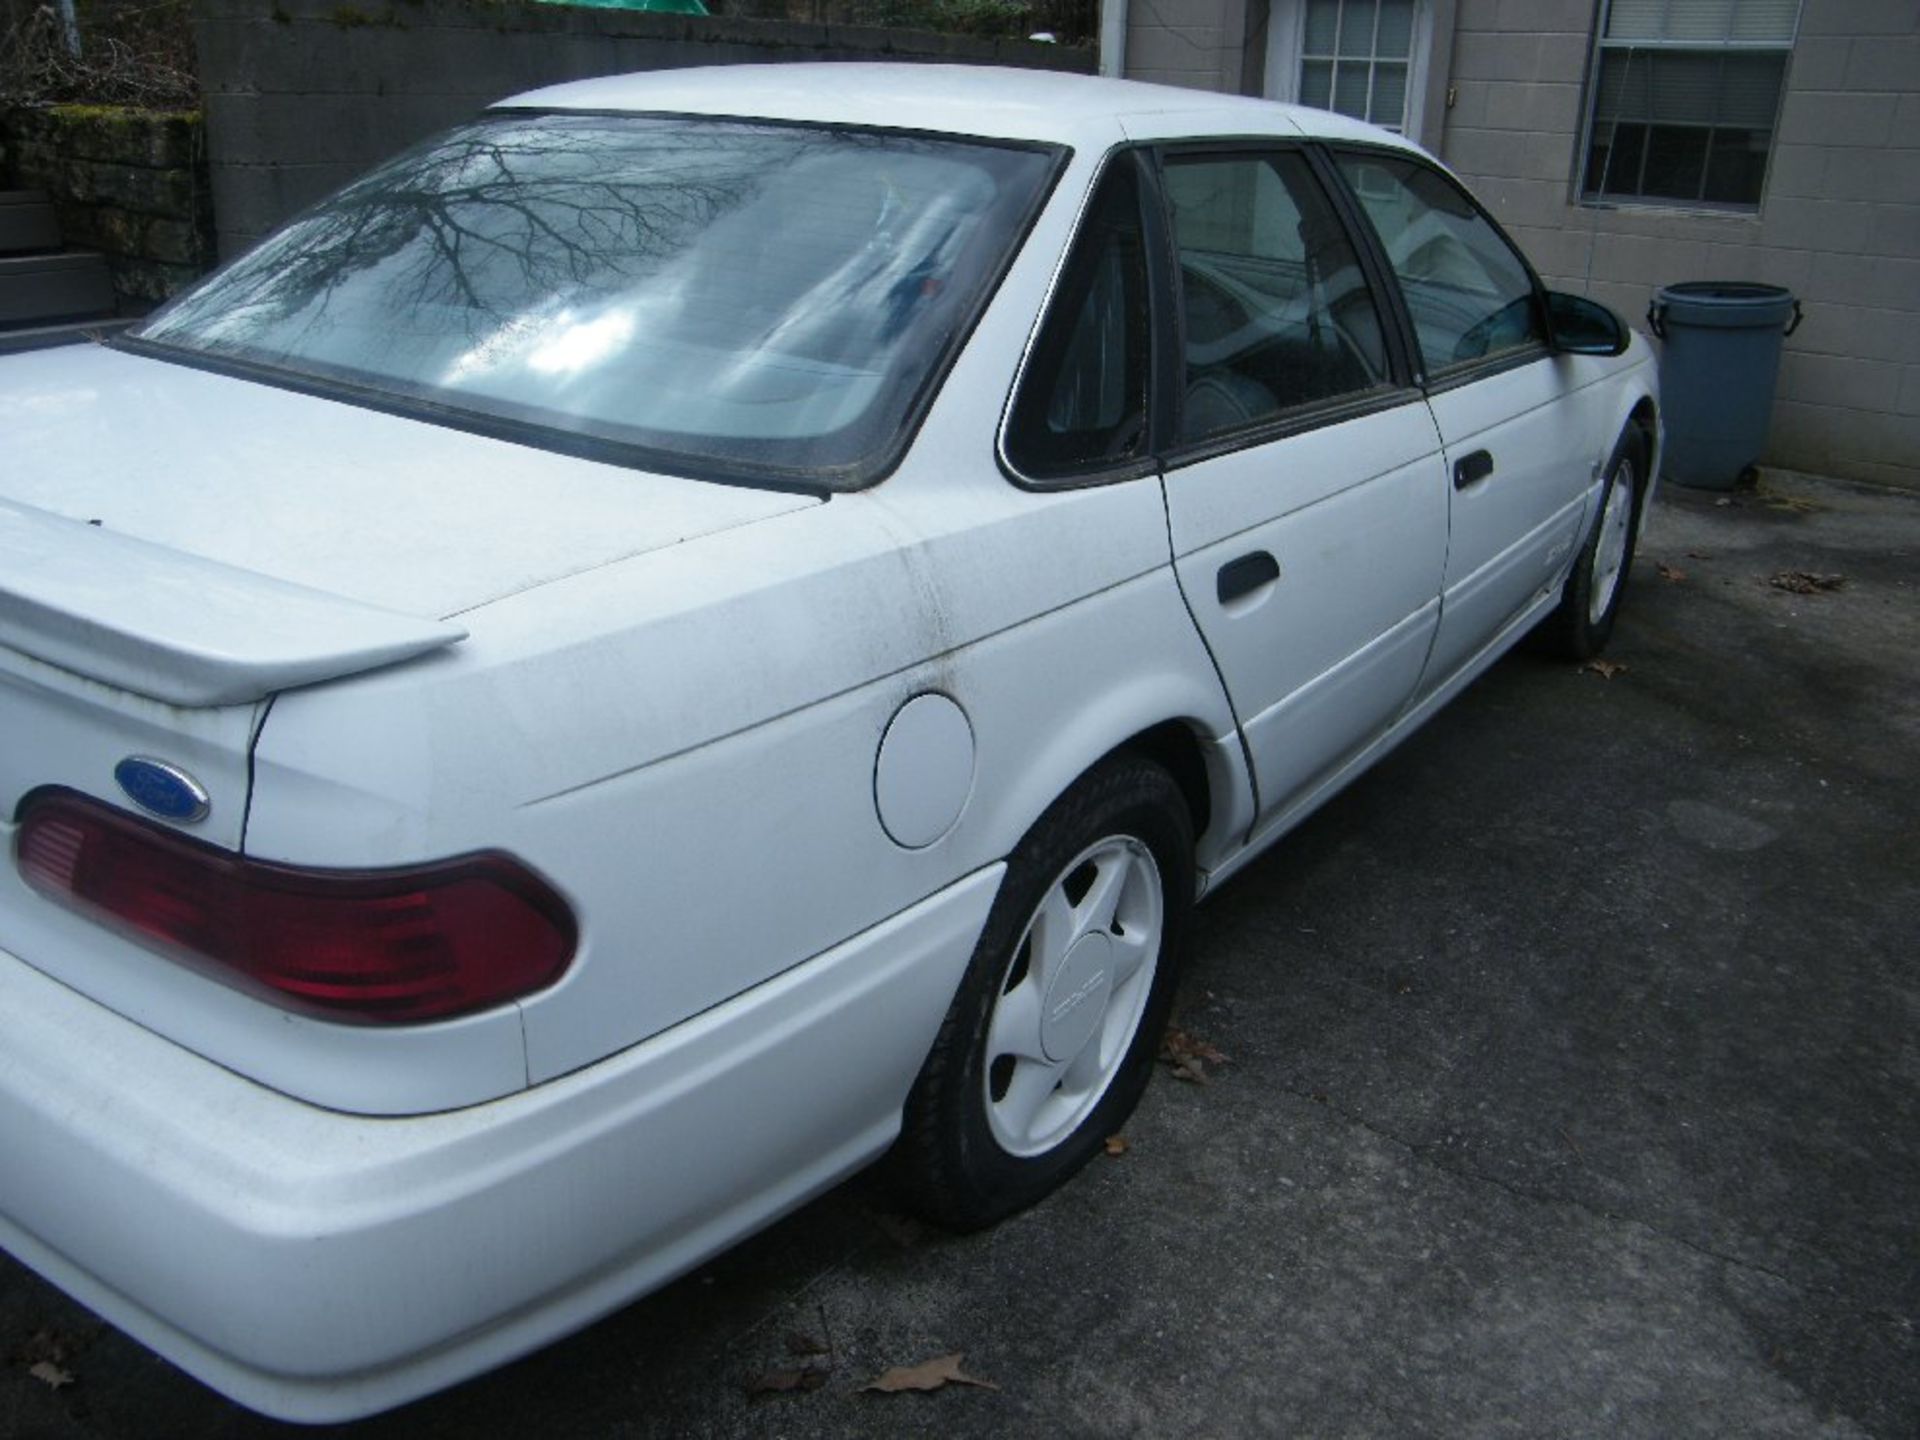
[134,112,1058,489]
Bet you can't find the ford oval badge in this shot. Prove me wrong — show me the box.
[114,757,211,824]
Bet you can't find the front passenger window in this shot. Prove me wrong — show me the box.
[1164,151,1391,445]
[1334,153,1545,373]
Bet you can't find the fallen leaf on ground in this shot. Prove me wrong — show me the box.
[1768,570,1846,595]
[864,1352,998,1394]
[1160,1026,1229,1067]
[1104,1134,1130,1157]
[786,1332,830,1357]
[1581,659,1627,679]
[1656,562,1687,582]
[1160,1026,1220,1084]
[873,1212,929,1248]
[28,1361,74,1391]
[12,1329,81,1367]
[745,1362,828,1396]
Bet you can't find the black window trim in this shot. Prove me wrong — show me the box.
[1317,140,1558,399]
[1159,384,1435,474]
[998,134,1578,490]
[1145,136,1427,476]
[1301,142,1426,387]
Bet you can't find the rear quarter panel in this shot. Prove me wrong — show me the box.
[247,471,1237,1089]
[247,138,1243,1098]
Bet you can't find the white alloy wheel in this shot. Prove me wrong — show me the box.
[896,755,1192,1230]
[1588,456,1637,626]
[1533,425,1647,661]
[982,835,1164,1157]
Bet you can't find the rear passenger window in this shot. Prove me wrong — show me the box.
[1005,158,1151,480]
[1163,151,1390,445]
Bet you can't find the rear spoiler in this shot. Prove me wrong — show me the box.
[0,499,466,707]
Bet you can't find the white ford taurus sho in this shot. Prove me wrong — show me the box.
[0,65,1658,1419]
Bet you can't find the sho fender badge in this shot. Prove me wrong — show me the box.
[113,757,211,824]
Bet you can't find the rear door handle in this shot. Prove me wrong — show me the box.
[1217,550,1280,605]
[1453,449,1495,489]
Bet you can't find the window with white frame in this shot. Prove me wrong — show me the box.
[1581,0,1802,210]
[1266,1,1432,139]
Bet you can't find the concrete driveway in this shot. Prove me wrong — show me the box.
[4,472,1916,1439]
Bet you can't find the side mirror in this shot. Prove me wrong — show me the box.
[1545,291,1629,357]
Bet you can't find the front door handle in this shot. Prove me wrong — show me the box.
[1217,550,1281,605]
[1453,449,1495,489]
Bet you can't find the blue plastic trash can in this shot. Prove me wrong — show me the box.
[1647,282,1802,490]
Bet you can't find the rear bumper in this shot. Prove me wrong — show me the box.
[0,862,1001,1422]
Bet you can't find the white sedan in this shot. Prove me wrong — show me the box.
[0,64,1657,1420]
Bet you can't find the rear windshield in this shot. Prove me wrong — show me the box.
[132,112,1057,489]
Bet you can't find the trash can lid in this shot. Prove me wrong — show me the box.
[1659,282,1791,303]
[1654,281,1797,329]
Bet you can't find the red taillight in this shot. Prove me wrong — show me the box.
[14,790,576,1025]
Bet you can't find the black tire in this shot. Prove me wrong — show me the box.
[893,754,1194,1232]
[1536,426,1648,660]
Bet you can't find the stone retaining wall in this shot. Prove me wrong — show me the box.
[0,104,216,304]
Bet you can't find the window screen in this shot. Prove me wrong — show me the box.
[1581,0,1801,209]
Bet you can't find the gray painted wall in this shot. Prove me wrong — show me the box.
[1123,0,1920,491]
[1443,0,1919,491]
[1123,0,1262,94]
[191,0,1093,257]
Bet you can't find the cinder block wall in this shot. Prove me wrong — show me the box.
[1123,0,1260,93]
[1440,0,1920,490]
[191,0,1093,259]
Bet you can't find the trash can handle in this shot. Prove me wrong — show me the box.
[1646,300,1667,340]
[1784,299,1803,337]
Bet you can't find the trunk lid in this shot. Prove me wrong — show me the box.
[0,340,820,837]
[0,343,822,624]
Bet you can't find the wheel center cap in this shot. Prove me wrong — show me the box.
[1040,933,1113,1063]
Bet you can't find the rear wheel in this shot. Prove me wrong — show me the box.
[894,755,1193,1231]
[1537,427,1647,660]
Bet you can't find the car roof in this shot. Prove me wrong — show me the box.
[498,63,1421,153]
